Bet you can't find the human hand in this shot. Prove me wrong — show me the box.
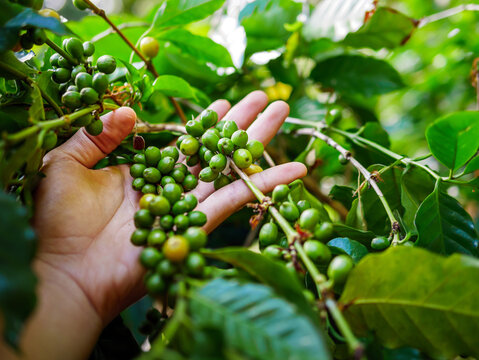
[3,91,306,360]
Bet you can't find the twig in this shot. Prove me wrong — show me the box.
[4,104,119,144]
[296,128,400,241]
[91,22,150,42]
[81,0,186,123]
[135,122,186,134]
[263,149,276,167]
[328,127,441,181]
[418,4,479,28]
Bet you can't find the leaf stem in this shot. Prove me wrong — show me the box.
[45,38,78,66]
[91,21,150,42]
[0,60,64,116]
[81,0,187,123]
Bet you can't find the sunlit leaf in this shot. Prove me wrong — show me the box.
[341,247,479,358]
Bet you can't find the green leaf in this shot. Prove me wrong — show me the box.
[415,180,478,256]
[153,43,224,86]
[0,135,40,186]
[190,278,331,360]
[351,122,392,167]
[239,0,270,22]
[153,0,225,28]
[311,55,404,97]
[28,83,44,121]
[327,237,368,263]
[464,155,479,174]
[426,111,479,171]
[0,51,37,80]
[152,75,197,100]
[289,179,330,222]
[400,167,435,231]
[340,247,479,359]
[36,70,61,105]
[329,185,354,210]
[155,29,233,67]
[0,192,37,348]
[202,247,317,322]
[241,0,301,56]
[342,7,417,50]
[0,6,68,52]
[303,0,374,41]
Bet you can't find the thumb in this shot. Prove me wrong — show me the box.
[47,107,136,168]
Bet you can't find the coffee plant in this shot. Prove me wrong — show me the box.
[1,0,479,359]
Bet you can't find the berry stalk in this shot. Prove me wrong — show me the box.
[45,38,78,66]
[5,104,117,143]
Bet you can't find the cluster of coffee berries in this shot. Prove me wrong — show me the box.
[258,183,354,285]
[17,26,47,51]
[49,37,116,135]
[130,145,209,300]
[176,109,265,190]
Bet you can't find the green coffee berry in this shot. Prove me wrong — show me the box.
[52,67,71,83]
[75,72,92,89]
[209,153,227,172]
[221,120,238,138]
[149,195,171,216]
[83,41,95,56]
[145,146,162,167]
[246,140,264,160]
[92,73,109,94]
[185,119,205,137]
[217,138,234,155]
[80,87,99,105]
[61,91,81,109]
[233,149,252,169]
[272,184,289,203]
[97,55,116,74]
[188,211,207,227]
[231,130,248,148]
[85,119,103,136]
[214,174,231,190]
[200,109,218,129]
[199,167,218,182]
[143,167,162,184]
[279,202,300,222]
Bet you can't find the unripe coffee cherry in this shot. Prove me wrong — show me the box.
[327,255,354,284]
[140,37,159,59]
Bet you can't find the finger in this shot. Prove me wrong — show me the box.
[246,100,289,145]
[47,107,136,169]
[197,162,307,233]
[222,90,269,130]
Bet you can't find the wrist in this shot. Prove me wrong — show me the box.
[0,259,103,360]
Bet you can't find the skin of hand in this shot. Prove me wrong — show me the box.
[0,91,307,360]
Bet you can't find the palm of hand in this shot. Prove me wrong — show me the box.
[32,91,306,323]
